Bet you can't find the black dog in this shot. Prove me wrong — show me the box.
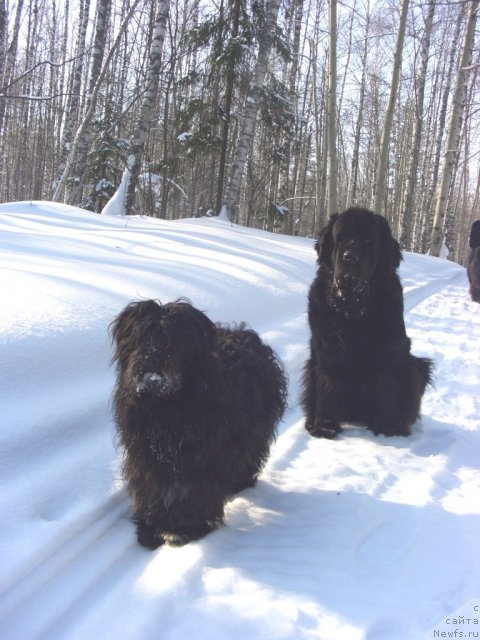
[468,220,480,302]
[302,207,432,439]
[111,299,287,549]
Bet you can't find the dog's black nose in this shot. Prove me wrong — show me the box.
[343,248,358,264]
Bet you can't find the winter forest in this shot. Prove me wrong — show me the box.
[0,0,478,264]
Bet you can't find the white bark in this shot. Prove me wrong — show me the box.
[69,0,112,205]
[430,0,478,257]
[52,0,142,202]
[53,0,90,198]
[400,0,435,246]
[123,0,170,216]
[326,0,337,216]
[347,3,370,206]
[373,0,409,215]
[222,0,282,221]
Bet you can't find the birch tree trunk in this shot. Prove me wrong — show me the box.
[0,0,24,186]
[326,0,337,216]
[400,0,435,247]
[214,0,241,216]
[0,0,7,90]
[68,0,112,206]
[347,1,370,206]
[282,0,304,235]
[430,0,478,257]
[122,0,170,216]
[421,7,463,252]
[53,0,90,198]
[373,0,409,215]
[221,0,282,221]
[52,0,142,203]
[311,38,322,234]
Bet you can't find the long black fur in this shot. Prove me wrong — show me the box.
[468,220,480,303]
[301,207,433,439]
[111,299,287,549]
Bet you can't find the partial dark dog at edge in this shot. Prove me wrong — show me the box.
[467,219,480,303]
[111,299,287,549]
[302,207,433,439]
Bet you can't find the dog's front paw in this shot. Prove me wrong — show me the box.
[163,532,194,547]
[306,419,341,439]
[370,422,411,437]
[136,521,165,550]
[164,522,216,546]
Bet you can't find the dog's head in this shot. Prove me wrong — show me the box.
[110,299,216,395]
[315,207,402,312]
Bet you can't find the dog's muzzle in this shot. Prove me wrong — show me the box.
[135,371,180,395]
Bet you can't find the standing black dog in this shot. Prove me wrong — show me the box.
[467,220,480,302]
[111,299,287,549]
[302,207,433,439]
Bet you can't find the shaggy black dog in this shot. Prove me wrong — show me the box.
[111,299,287,549]
[302,207,433,439]
[467,220,480,302]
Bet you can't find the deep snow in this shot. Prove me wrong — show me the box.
[0,201,478,640]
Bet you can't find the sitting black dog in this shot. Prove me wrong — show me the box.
[111,299,287,549]
[468,220,480,302]
[302,207,433,439]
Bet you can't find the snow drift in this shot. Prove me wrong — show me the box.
[0,201,479,640]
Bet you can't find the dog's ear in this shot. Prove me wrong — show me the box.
[110,300,160,344]
[314,214,338,267]
[375,214,402,272]
[110,300,162,367]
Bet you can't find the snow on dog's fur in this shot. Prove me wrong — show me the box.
[302,207,433,439]
[111,299,287,549]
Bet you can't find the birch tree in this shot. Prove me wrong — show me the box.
[347,1,370,206]
[214,0,242,217]
[121,0,170,216]
[52,0,143,203]
[0,0,7,91]
[420,6,463,252]
[53,0,90,197]
[326,0,337,216]
[430,0,478,257]
[221,0,282,221]
[68,0,112,205]
[400,0,435,247]
[373,0,409,215]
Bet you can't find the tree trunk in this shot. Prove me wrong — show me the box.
[0,0,7,89]
[53,0,90,200]
[347,1,370,206]
[311,38,322,233]
[221,0,282,221]
[373,0,409,215]
[52,0,142,203]
[400,0,435,248]
[214,0,241,216]
[326,0,337,216]
[430,0,478,257]
[421,6,463,253]
[123,0,170,216]
[68,0,112,205]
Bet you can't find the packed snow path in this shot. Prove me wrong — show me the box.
[0,202,478,640]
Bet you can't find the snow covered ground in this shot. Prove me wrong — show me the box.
[0,201,478,640]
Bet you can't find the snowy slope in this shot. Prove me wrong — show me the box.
[0,201,478,640]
